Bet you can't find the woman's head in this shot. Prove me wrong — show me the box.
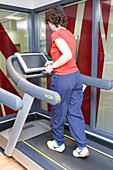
[45,7,67,28]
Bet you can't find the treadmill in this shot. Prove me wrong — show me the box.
[0,52,113,170]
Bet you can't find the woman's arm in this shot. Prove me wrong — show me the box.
[53,38,72,68]
[45,38,72,73]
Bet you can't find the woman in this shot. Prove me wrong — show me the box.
[45,7,89,158]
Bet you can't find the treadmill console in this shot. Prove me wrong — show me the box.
[15,52,48,74]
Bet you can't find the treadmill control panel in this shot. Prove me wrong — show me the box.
[15,52,49,74]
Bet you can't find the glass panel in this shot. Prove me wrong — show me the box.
[96,1,113,134]
[0,9,29,117]
[39,12,47,54]
[0,10,29,52]
[39,12,50,111]
[96,89,113,133]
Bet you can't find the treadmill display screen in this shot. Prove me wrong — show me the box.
[15,52,48,74]
[22,55,46,69]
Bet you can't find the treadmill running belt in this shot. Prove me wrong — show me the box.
[16,131,113,170]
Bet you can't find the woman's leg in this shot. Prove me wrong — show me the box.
[66,71,87,147]
[50,74,72,143]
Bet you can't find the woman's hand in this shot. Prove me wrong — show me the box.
[44,61,53,66]
[45,64,54,73]
[44,61,54,73]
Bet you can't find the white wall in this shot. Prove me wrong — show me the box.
[33,0,61,8]
[0,0,61,9]
[0,0,33,9]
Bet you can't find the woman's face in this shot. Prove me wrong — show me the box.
[48,22,56,32]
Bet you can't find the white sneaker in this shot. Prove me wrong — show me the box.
[73,147,89,158]
[47,140,65,152]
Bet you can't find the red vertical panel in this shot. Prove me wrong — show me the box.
[0,24,18,59]
[77,0,92,76]
[76,0,93,125]
[98,28,105,79]
[46,24,52,56]
[63,4,78,34]
[95,28,105,122]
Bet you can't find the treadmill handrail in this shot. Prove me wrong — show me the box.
[6,55,113,94]
[0,88,23,111]
[6,55,61,105]
[18,77,61,105]
[6,55,25,85]
[81,74,113,90]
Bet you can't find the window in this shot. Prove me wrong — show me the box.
[0,9,29,116]
[96,1,113,134]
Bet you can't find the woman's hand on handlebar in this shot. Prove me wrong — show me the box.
[45,65,54,73]
[44,60,53,66]
[44,61,54,73]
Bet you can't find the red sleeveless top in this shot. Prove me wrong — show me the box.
[50,28,78,75]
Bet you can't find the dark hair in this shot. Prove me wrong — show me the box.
[45,7,67,28]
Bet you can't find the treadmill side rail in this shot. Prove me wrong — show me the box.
[81,74,113,90]
[0,88,23,111]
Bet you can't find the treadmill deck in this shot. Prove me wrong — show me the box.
[16,130,113,170]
